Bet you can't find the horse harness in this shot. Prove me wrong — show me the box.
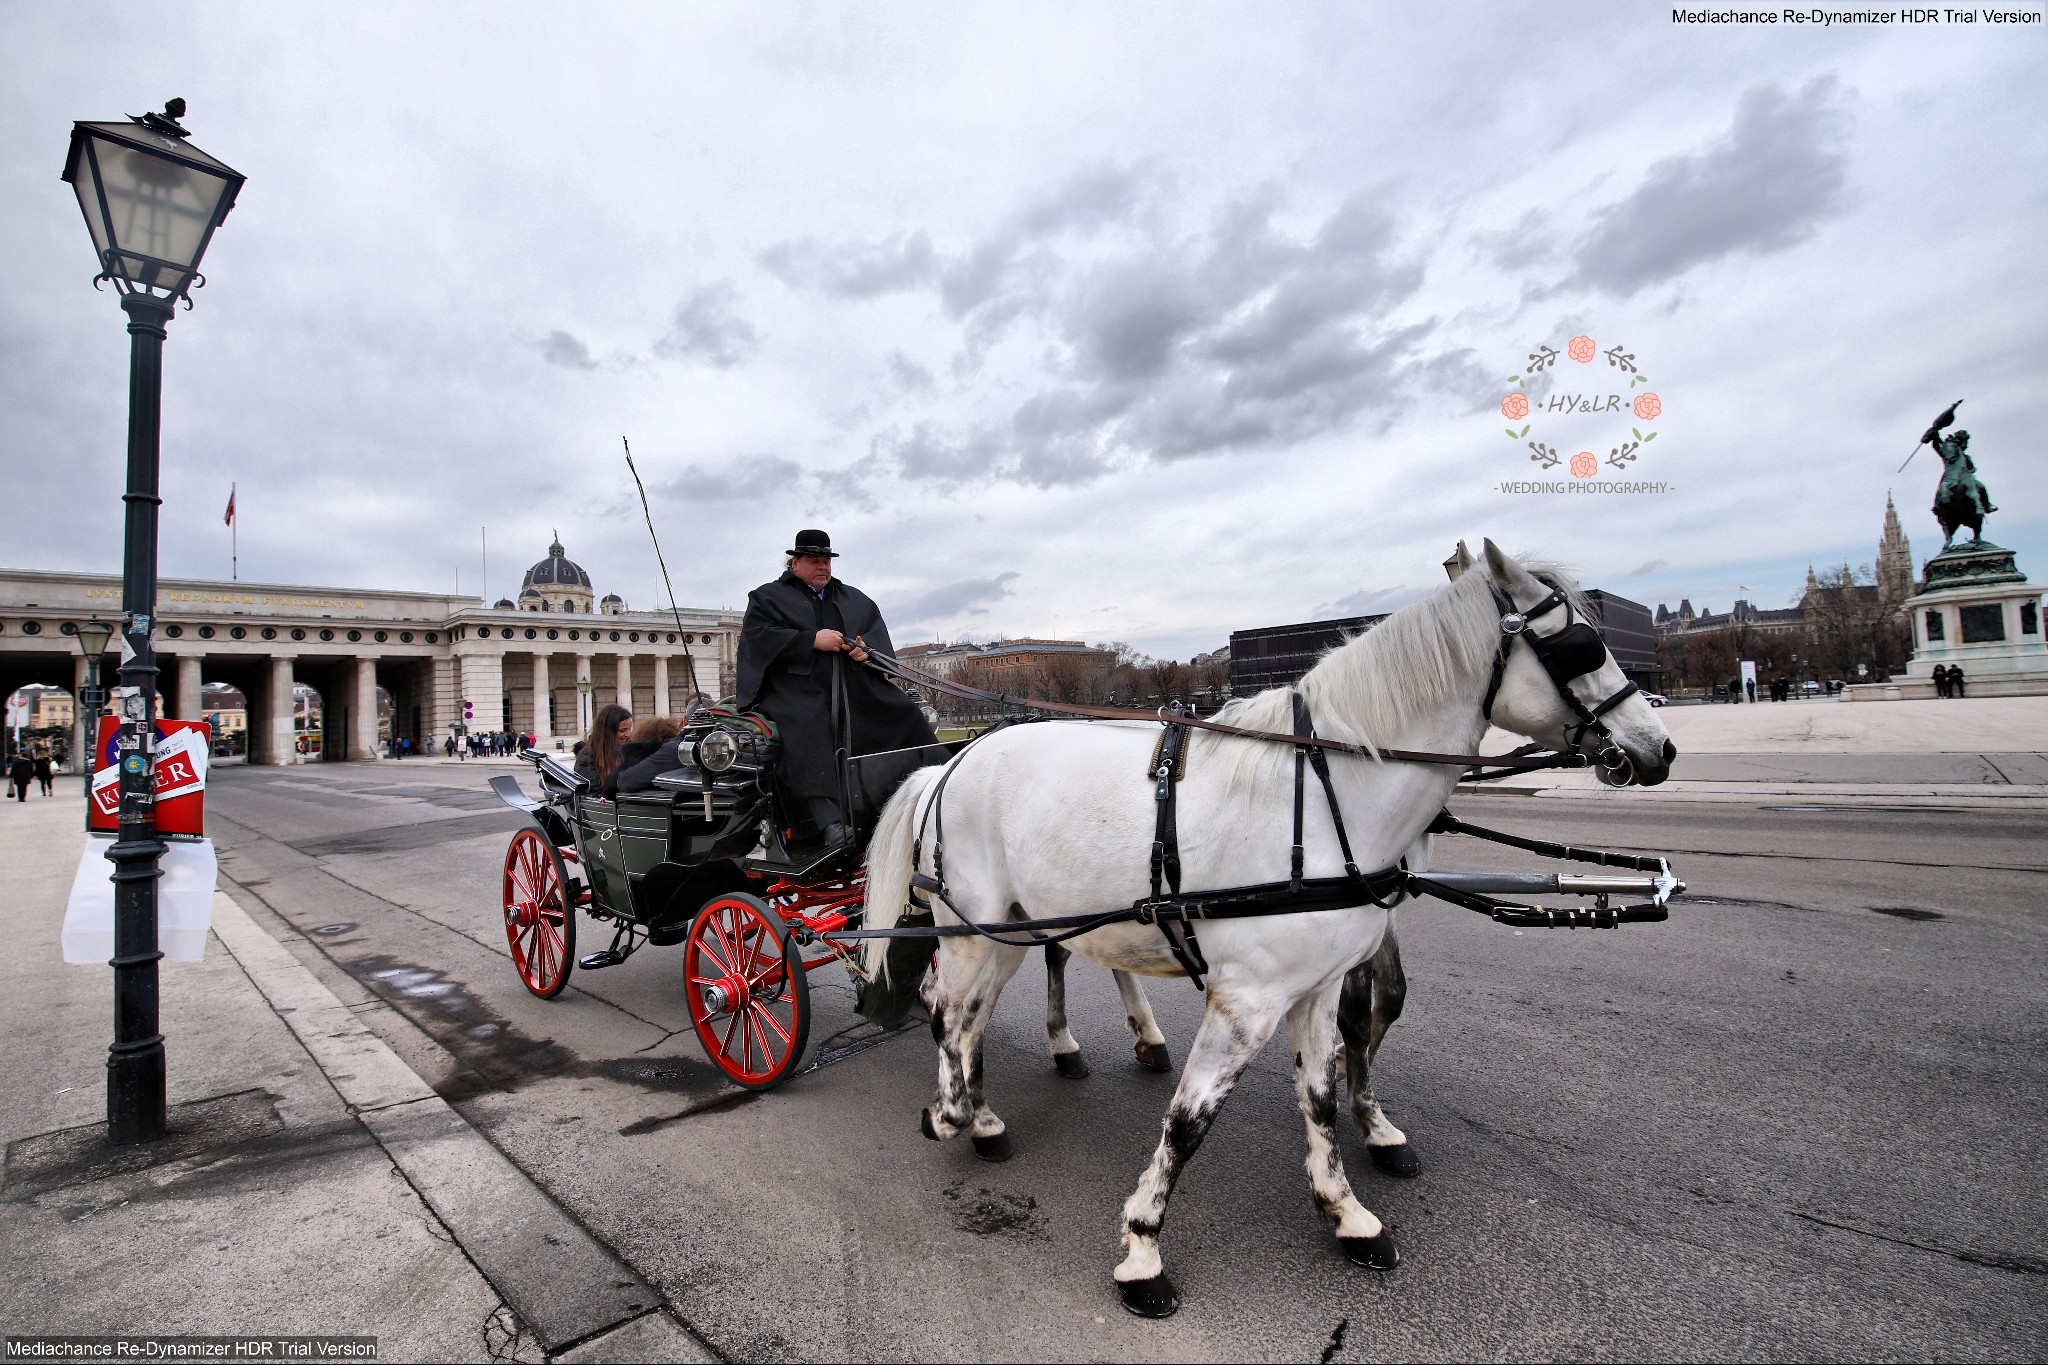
[835,583,1679,986]
[1483,582,1643,785]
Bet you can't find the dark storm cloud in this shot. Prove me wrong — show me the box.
[656,454,803,501]
[759,230,937,298]
[653,281,762,367]
[812,184,1470,492]
[1565,77,1852,296]
[990,194,1455,482]
[1475,209,1560,271]
[897,571,1021,623]
[539,330,599,370]
[1318,583,1427,618]
[874,423,1004,484]
[885,351,935,394]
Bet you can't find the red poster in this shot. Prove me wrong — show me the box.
[88,717,209,837]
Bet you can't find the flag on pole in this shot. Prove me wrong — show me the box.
[224,485,236,526]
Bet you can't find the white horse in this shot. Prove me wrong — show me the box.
[861,542,1676,1315]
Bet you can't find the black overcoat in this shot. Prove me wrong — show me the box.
[735,571,936,801]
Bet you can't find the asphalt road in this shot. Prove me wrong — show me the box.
[204,761,2047,1362]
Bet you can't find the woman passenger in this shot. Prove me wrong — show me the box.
[574,703,634,789]
[610,715,687,796]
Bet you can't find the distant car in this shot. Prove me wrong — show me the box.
[1827,679,1845,693]
[1641,691,1668,707]
[1801,680,1821,693]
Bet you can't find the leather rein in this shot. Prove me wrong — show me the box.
[858,645,1585,776]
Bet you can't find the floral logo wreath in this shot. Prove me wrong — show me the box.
[1501,336,1661,477]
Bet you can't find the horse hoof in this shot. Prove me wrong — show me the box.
[1134,1041,1173,1072]
[919,1109,942,1142]
[1368,1142,1420,1178]
[1117,1273,1180,1318]
[971,1130,1014,1162]
[1341,1230,1401,1271]
[1053,1051,1091,1080]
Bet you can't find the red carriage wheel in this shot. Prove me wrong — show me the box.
[684,893,811,1090]
[503,827,575,998]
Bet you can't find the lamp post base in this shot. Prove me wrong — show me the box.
[107,1030,167,1145]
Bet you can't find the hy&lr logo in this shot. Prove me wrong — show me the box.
[1497,336,1667,493]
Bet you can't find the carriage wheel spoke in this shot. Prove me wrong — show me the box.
[752,999,793,1048]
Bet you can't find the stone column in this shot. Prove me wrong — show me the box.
[348,657,379,760]
[529,653,552,749]
[175,656,205,722]
[575,654,594,736]
[255,656,297,765]
[652,656,670,717]
[72,655,94,778]
[459,651,504,741]
[616,654,634,715]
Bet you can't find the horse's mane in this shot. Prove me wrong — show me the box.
[1207,552,1586,789]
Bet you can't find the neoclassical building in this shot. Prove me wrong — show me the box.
[0,539,739,766]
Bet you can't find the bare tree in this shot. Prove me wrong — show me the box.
[1802,563,1910,682]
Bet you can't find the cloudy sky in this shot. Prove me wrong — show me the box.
[4,3,2042,658]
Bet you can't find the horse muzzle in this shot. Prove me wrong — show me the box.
[1589,736,1675,787]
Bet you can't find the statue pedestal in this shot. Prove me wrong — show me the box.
[1844,541,2048,700]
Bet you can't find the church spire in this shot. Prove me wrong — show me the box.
[1878,492,1914,602]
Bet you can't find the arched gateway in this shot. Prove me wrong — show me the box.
[0,540,738,768]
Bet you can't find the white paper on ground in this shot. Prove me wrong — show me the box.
[62,838,217,963]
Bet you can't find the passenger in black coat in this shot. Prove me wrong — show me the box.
[609,717,687,797]
[735,530,936,839]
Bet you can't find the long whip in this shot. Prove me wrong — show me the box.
[622,437,705,710]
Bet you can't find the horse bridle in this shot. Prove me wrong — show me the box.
[1482,582,1641,786]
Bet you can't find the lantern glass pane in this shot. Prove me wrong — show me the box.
[86,131,233,291]
[72,171,112,263]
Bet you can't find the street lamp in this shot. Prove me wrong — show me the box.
[72,616,113,797]
[577,677,594,738]
[63,100,244,1146]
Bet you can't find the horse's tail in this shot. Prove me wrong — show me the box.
[860,763,946,987]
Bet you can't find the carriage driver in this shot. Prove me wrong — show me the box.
[735,529,938,852]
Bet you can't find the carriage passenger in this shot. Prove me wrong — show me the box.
[609,716,687,797]
[574,703,634,790]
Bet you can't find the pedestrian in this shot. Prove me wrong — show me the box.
[1949,664,1966,698]
[1932,664,1949,698]
[7,751,32,802]
[34,749,54,795]
[1744,676,1756,704]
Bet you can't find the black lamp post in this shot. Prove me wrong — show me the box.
[62,100,244,1146]
[72,616,114,797]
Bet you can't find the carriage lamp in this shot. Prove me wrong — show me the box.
[695,728,738,773]
[63,100,243,1147]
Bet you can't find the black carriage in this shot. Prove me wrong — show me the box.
[490,707,953,1089]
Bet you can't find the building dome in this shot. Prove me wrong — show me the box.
[493,597,516,610]
[600,592,625,616]
[522,537,592,592]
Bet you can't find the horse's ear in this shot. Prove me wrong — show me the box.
[1455,540,1475,573]
[1482,539,1539,598]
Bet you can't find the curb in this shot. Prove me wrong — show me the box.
[209,893,717,1362]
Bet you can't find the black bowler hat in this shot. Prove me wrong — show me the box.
[788,529,839,558]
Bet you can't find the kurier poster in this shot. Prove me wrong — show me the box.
[87,717,210,837]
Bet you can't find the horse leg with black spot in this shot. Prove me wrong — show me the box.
[1116,970,1172,1071]
[1115,987,1285,1317]
[1338,932,1419,1178]
[921,939,1026,1160]
[1044,943,1090,1078]
[1289,984,1398,1270]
